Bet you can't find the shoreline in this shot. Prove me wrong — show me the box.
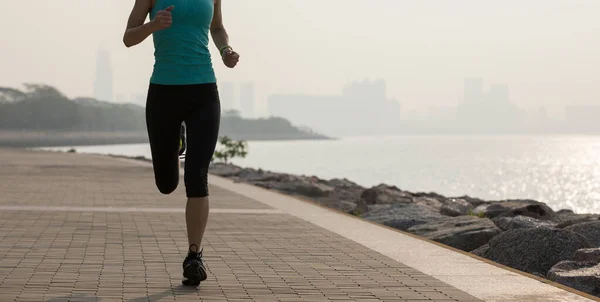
[0,130,332,148]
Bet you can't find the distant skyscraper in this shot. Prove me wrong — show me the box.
[269,79,401,136]
[239,82,255,118]
[486,84,510,104]
[220,82,235,110]
[342,78,386,101]
[464,78,483,104]
[93,48,114,102]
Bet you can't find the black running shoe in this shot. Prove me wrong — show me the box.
[182,245,207,286]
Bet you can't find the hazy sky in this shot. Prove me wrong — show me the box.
[2,0,599,116]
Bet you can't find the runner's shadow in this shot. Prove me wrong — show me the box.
[128,284,199,302]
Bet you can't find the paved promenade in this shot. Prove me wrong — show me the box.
[0,148,594,302]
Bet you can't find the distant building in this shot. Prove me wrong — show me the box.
[220,82,235,110]
[239,82,255,118]
[463,77,483,104]
[456,78,522,132]
[268,79,401,136]
[487,84,510,104]
[93,48,114,102]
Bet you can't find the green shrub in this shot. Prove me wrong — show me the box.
[212,136,248,163]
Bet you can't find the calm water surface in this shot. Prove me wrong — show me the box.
[43,135,600,214]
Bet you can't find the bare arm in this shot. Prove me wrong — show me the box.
[210,0,231,54]
[123,0,155,48]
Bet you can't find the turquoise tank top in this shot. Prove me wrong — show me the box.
[150,0,216,85]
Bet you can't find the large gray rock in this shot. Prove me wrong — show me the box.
[573,248,600,262]
[472,200,540,218]
[209,162,244,177]
[548,248,600,297]
[555,214,600,228]
[328,178,365,193]
[479,228,592,276]
[412,191,448,202]
[454,196,488,207]
[407,216,502,252]
[492,215,556,231]
[440,199,474,217]
[471,244,489,256]
[497,203,556,221]
[360,184,413,205]
[565,221,600,247]
[251,175,335,198]
[322,178,365,213]
[361,203,443,231]
[557,209,575,215]
[413,196,444,210]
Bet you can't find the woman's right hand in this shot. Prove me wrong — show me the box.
[151,6,174,31]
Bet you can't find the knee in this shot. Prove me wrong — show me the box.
[184,169,209,198]
[156,179,178,195]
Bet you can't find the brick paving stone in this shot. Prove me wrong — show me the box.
[0,149,482,301]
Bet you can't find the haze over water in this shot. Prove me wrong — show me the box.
[47,135,600,215]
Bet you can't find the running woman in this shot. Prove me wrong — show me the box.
[123,0,240,286]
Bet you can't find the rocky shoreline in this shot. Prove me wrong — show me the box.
[209,162,600,297]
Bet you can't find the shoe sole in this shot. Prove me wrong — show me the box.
[182,260,207,286]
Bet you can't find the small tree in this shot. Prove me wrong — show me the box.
[212,136,248,163]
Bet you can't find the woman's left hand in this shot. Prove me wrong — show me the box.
[222,48,240,68]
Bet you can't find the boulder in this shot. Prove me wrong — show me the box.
[472,200,539,218]
[328,178,365,193]
[324,178,365,212]
[565,221,600,247]
[555,214,600,228]
[412,191,447,201]
[361,203,443,231]
[353,198,369,215]
[497,203,556,221]
[492,215,556,231]
[209,162,243,177]
[471,244,489,256]
[455,195,488,207]
[573,248,600,262]
[236,168,268,180]
[250,175,334,198]
[407,216,502,252]
[478,228,592,276]
[360,184,413,205]
[440,199,473,217]
[557,209,575,215]
[548,248,600,297]
[413,197,444,209]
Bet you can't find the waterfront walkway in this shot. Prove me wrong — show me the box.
[0,148,594,301]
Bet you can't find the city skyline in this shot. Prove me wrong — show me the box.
[3,0,600,118]
[86,61,600,130]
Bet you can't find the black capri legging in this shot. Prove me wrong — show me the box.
[145,83,221,198]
